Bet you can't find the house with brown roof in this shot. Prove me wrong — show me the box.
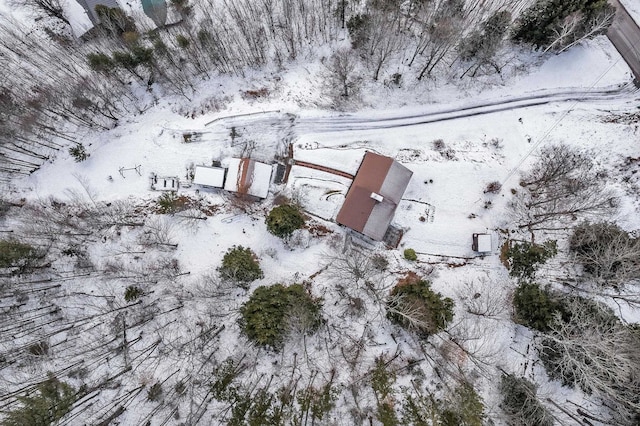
[336,152,413,242]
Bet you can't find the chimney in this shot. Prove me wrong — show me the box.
[370,192,383,202]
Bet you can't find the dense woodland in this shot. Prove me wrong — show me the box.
[1,0,638,425]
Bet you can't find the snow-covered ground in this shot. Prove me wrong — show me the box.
[3,19,640,424]
[621,0,640,25]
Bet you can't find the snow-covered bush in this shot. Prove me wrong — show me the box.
[483,181,502,194]
[146,383,163,402]
[239,284,322,349]
[218,246,263,287]
[266,204,305,239]
[512,282,561,332]
[403,248,417,261]
[505,240,557,280]
[124,285,143,302]
[386,277,454,337]
[371,253,389,271]
[68,143,89,162]
[499,375,553,426]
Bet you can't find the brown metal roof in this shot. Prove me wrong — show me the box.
[336,152,412,241]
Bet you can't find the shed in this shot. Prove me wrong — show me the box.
[336,152,413,241]
[224,158,273,199]
[472,233,492,253]
[193,165,226,188]
[150,174,179,191]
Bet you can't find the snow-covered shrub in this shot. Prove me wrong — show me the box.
[286,228,311,250]
[156,192,180,214]
[403,248,417,261]
[483,181,502,194]
[124,285,143,302]
[386,277,454,337]
[432,139,446,151]
[239,284,322,349]
[499,375,552,426]
[505,240,557,280]
[147,382,163,402]
[68,143,89,162]
[266,204,305,239]
[371,253,389,271]
[512,282,561,332]
[218,246,263,287]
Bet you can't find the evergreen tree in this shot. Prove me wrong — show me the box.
[240,284,322,348]
[512,0,614,51]
[506,240,557,279]
[266,204,305,239]
[387,279,454,337]
[3,376,76,426]
[512,282,562,332]
[218,246,263,287]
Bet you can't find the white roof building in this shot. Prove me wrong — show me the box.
[472,233,492,253]
[224,158,273,199]
[193,165,226,188]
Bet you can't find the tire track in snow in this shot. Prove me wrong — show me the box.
[295,84,639,133]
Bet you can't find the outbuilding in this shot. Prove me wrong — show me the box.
[472,233,492,253]
[224,158,273,199]
[193,165,226,188]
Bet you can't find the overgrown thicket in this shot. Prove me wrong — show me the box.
[0,195,192,425]
[504,139,640,423]
[539,297,640,424]
[512,281,640,423]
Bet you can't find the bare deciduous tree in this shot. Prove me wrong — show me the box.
[569,221,640,287]
[538,298,640,424]
[11,0,69,25]
[456,277,509,318]
[322,49,362,108]
[138,217,178,250]
[510,144,618,232]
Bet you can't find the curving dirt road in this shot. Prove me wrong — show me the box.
[608,0,640,85]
